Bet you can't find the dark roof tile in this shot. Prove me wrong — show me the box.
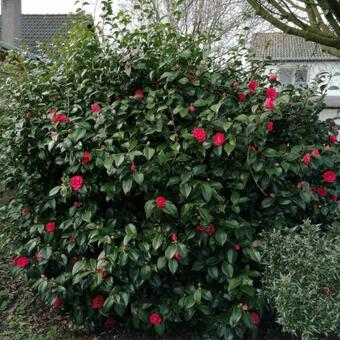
[251,32,339,61]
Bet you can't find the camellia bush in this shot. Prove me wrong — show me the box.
[0,1,339,338]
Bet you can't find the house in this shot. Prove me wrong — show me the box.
[0,0,78,59]
[251,32,340,122]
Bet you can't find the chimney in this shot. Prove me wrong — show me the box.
[1,0,22,46]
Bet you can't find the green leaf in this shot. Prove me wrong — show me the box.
[215,229,228,246]
[144,199,155,219]
[143,147,155,160]
[201,183,213,202]
[180,183,192,198]
[193,289,202,303]
[122,178,133,194]
[224,143,235,156]
[248,248,261,263]
[193,99,208,107]
[152,234,164,250]
[178,77,189,85]
[49,186,61,196]
[262,197,274,208]
[168,259,178,274]
[221,262,233,278]
[133,172,144,185]
[163,201,178,218]
[228,277,242,292]
[207,266,219,280]
[125,223,137,236]
[165,244,177,259]
[113,154,125,167]
[154,323,165,336]
[82,210,92,223]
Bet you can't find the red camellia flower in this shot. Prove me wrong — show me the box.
[323,170,337,183]
[74,201,81,208]
[174,251,182,261]
[268,73,278,82]
[248,80,259,95]
[51,113,69,124]
[104,318,117,332]
[188,105,196,113]
[12,256,29,268]
[149,313,161,325]
[68,236,76,243]
[134,89,144,102]
[234,244,241,251]
[264,98,275,110]
[331,194,337,202]
[71,257,81,265]
[97,268,108,279]
[81,151,92,165]
[155,196,167,208]
[238,93,246,102]
[45,221,56,233]
[250,145,258,153]
[316,187,328,197]
[91,103,101,113]
[251,312,260,326]
[130,163,137,172]
[208,224,215,236]
[328,134,338,144]
[70,175,84,191]
[303,153,311,165]
[311,149,320,156]
[266,121,274,132]
[171,233,177,242]
[196,226,206,232]
[296,181,304,189]
[265,87,278,100]
[35,251,42,262]
[212,132,226,147]
[22,207,30,215]
[92,294,105,309]
[52,297,62,309]
[193,128,207,143]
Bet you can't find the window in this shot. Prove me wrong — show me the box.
[277,66,308,86]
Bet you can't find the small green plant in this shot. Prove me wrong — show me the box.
[262,218,340,339]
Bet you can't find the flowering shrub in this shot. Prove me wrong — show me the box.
[0,3,339,338]
[262,218,340,339]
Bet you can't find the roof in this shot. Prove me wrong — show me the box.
[0,14,77,52]
[251,32,339,62]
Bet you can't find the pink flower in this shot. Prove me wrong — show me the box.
[248,80,259,95]
[242,305,251,311]
[196,226,206,232]
[266,121,274,132]
[81,151,92,165]
[70,176,84,191]
[251,312,260,326]
[52,297,62,309]
[91,103,101,113]
[208,224,215,236]
[250,145,258,153]
[188,105,196,113]
[45,221,56,233]
[97,268,108,279]
[264,98,275,110]
[303,153,311,165]
[316,187,328,197]
[104,318,117,332]
[35,251,42,262]
[130,163,137,172]
[311,149,319,156]
[12,256,29,268]
[149,313,161,325]
[323,170,336,183]
[234,244,241,251]
[155,196,167,208]
[134,89,144,102]
[74,201,81,208]
[268,73,278,82]
[22,207,30,215]
[92,294,105,309]
[265,87,278,100]
[171,233,177,242]
[296,181,304,189]
[174,251,182,261]
[212,132,226,147]
[193,128,207,143]
[328,135,338,144]
[51,114,69,124]
[238,93,246,102]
